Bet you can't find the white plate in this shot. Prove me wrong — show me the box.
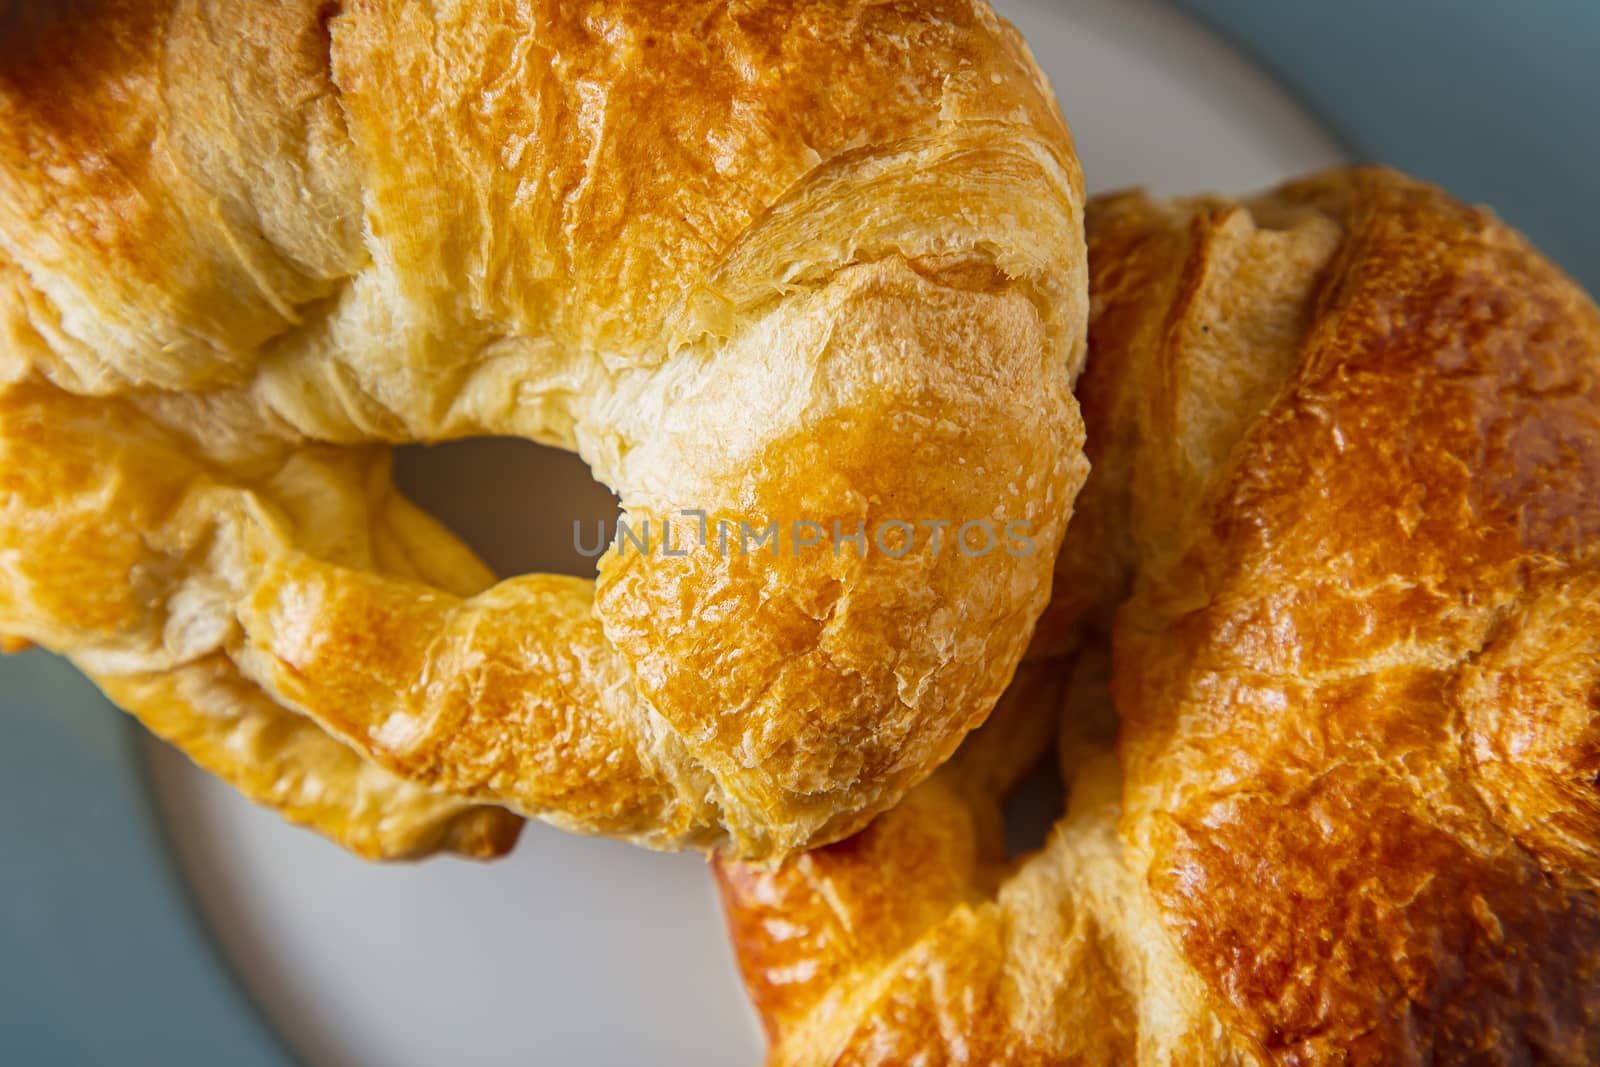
[145,3,1342,1064]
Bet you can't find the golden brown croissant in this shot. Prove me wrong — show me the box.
[715,168,1600,1064]
[0,0,1089,859]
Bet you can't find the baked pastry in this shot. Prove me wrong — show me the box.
[0,0,1087,859]
[716,168,1600,1064]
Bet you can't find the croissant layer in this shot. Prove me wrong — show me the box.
[717,168,1600,1065]
[0,0,1087,858]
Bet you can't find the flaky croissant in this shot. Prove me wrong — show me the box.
[0,0,1088,859]
[716,168,1600,1064]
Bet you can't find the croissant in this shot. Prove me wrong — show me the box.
[0,0,1088,859]
[715,168,1600,1064]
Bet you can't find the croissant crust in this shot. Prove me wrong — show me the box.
[0,0,1088,859]
[716,168,1600,1065]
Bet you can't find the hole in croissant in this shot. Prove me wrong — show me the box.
[1001,756,1066,859]
[393,438,621,580]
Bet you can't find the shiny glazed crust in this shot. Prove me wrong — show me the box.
[715,168,1600,1064]
[0,0,1088,858]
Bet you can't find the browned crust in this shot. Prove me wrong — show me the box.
[716,168,1600,1064]
[0,1,1087,858]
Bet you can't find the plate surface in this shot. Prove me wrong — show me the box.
[2,0,1591,1064]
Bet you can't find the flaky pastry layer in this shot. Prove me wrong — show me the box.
[717,169,1600,1064]
[0,0,1088,859]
